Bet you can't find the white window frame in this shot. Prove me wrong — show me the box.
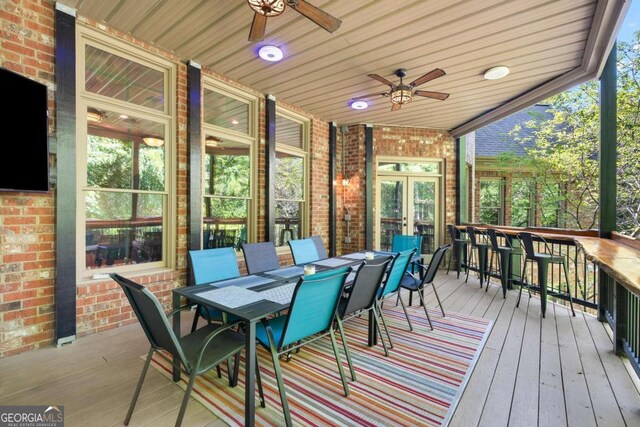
[76,26,177,281]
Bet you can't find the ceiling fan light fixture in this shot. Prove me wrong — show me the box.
[258,45,283,61]
[143,136,164,147]
[247,0,285,17]
[484,65,510,80]
[87,109,103,123]
[350,100,368,110]
[390,89,413,105]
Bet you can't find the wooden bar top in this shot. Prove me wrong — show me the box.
[574,235,640,298]
[457,224,640,298]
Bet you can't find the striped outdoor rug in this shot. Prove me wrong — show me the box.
[150,302,492,426]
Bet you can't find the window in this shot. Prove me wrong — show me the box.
[275,110,309,246]
[78,29,176,279]
[479,179,504,225]
[511,180,534,227]
[202,80,257,249]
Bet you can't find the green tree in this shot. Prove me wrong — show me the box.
[504,33,640,236]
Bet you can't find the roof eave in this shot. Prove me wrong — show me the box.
[450,0,630,139]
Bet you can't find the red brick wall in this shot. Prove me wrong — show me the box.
[336,125,456,253]
[1,0,56,357]
[0,1,456,358]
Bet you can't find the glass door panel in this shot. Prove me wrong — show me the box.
[409,178,438,255]
[379,178,406,251]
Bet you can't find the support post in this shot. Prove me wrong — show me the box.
[599,42,617,238]
[329,122,337,257]
[54,4,77,345]
[187,61,202,255]
[265,95,277,243]
[365,125,373,250]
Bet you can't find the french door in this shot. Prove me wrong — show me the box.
[376,176,440,257]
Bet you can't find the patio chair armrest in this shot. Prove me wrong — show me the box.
[194,320,245,367]
[167,304,199,318]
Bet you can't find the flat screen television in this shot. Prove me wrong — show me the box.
[0,67,49,193]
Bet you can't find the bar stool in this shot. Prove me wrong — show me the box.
[517,232,575,318]
[465,226,490,288]
[446,224,469,279]
[485,228,520,298]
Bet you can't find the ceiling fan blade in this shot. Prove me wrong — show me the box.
[414,90,450,101]
[367,74,395,87]
[291,0,342,33]
[409,68,446,87]
[391,103,402,111]
[248,12,267,42]
[353,92,388,100]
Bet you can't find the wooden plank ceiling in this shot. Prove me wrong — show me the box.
[55,0,628,135]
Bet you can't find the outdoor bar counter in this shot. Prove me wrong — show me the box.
[457,225,640,296]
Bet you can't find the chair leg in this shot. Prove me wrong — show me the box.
[397,294,413,331]
[329,329,350,396]
[176,369,198,427]
[255,354,266,408]
[562,262,576,316]
[431,279,445,317]
[517,261,528,308]
[377,302,394,349]
[465,247,475,283]
[372,307,390,357]
[190,307,201,332]
[336,317,356,381]
[266,327,292,427]
[125,347,154,426]
[416,288,434,330]
[486,251,494,291]
[216,365,222,378]
[230,353,241,387]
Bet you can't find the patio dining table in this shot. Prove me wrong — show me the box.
[171,250,402,426]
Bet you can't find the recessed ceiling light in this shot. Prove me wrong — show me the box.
[231,119,239,125]
[119,114,129,119]
[484,66,510,80]
[258,45,283,62]
[350,100,368,110]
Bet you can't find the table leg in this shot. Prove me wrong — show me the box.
[538,260,549,318]
[172,292,181,381]
[245,321,256,426]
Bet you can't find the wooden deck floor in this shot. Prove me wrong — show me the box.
[1,271,639,426]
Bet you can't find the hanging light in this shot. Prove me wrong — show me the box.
[143,136,164,147]
[390,87,413,105]
[247,0,285,17]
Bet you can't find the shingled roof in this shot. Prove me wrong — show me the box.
[475,104,553,157]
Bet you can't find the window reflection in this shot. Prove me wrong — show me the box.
[84,107,166,269]
[275,152,304,246]
[203,137,250,249]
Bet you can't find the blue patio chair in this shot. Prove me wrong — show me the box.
[288,237,320,265]
[188,247,240,332]
[392,234,423,303]
[376,249,416,351]
[255,267,352,427]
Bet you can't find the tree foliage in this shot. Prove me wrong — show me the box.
[503,33,640,236]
